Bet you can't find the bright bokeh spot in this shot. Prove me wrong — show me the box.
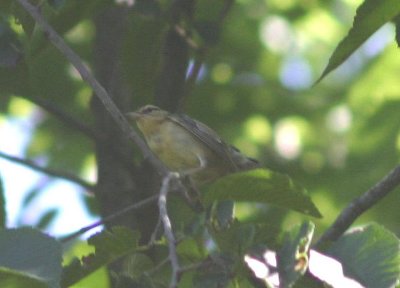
[362,24,394,57]
[243,115,272,144]
[81,154,97,183]
[274,119,303,159]
[326,105,352,133]
[8,97,35,117]
[279,56,312,90]
[259,15,294,54]
[297,8,342,48]
[211,63,233,84]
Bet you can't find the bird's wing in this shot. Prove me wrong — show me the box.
[169,114,238,171]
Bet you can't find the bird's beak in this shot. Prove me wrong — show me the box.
[125,111,141,120]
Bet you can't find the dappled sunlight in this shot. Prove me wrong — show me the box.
[326,105,352,133]
[243,115,272,145]
[211,63,233,84]
[259,15,294,54]
[279,56,312,90]
[274,119,303,160]
[8,97,35,118]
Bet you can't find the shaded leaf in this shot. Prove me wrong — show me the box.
[278,221,314,287]
[0,267,48,288]
[394,15,400,47]
[204,169,322,218]
[61,226,140,287]
[0,20,22,68]
[325,223,400,288]
[317,0,400,82]
[122,253,154,279]
[211,221,256,255]
[214,200,234,228]
[35,208,58,230]
[0,228,62,288]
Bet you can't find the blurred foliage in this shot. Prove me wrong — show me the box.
[0,0,400,287]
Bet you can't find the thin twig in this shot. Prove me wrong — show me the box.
[29,95,137,173]
[159,173,180,288]
[316,165,400,247]
[179,0,234,105]
[60,194,158,243]
[29,95,99,140]
[15,0,168,176]
[144,256,170,277]
[0,151,94,191]
[147,218,162,247]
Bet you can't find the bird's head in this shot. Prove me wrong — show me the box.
[126,105,170,134]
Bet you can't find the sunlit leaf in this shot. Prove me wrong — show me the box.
[317,0,400,82]
[204,169,322,218]
[0,228,62,288]
[325,223,400,288]
[309,250,363,288]
[61,226,140,287]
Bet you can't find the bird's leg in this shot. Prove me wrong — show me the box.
[175,156,206,212]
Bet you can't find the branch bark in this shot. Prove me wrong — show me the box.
[0,151,94,191]
[316,165,400,247]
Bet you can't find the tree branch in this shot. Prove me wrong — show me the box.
[0,151,94,191]
[159,173,180,288]
[15,0,168,176]
[316,165,400,247]
[180,0,234,106]
[16,2,186,286]
[60,194,158,243]
[27,95,138,174]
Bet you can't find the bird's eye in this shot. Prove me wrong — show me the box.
[142,106,160,114]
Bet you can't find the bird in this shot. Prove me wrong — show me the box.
[126,105,259,187]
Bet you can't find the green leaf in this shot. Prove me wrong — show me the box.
[211,221,255,255]
[0,227,62,288]
[35,209,58,230]
[0,19,22,68]
[214,200,234,229]
[317,0,400,82]
[394,15,400,47]
[278,221,315,287]
[0,175,5,228]
[325,223,400,288]
[61,226,140,287]
[122,253,154,279]
[0,267,48,288]
[203,169,322,218]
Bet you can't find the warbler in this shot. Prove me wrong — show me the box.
[126,105,259,186]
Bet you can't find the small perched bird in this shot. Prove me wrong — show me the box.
[126,105,259,186]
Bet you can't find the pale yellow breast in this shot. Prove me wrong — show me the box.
[144,120,206,172]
